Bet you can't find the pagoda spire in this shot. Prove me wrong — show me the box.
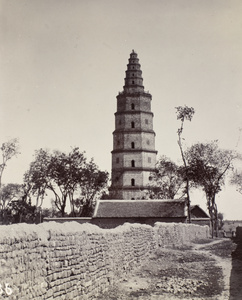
[123,50,144,93]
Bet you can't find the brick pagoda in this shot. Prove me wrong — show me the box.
[109,50,157,199]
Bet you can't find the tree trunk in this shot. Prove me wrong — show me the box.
[213,201,218,237]
[178,136,191,223]
[81,202,93,217]
[69,195,76,217]
[186,180,191,223]
[207,196,214,238]
[61,204,65,217]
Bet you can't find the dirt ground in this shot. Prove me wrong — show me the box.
[97,238,242,300]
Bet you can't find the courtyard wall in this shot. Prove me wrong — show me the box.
[0,222,209,299]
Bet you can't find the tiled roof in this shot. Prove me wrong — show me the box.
[190,205,209,218]
[93,199,187,218]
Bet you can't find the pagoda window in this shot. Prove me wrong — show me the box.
[131,121,135,128]
[131,160,135,167]
[131,142,135,149]
[132,80,135,84]
[131,103,135,110]
[131,178,135,186]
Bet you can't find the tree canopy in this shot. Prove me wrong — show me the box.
[0,138,21,224]
[24,147,109,217]
[0,138,20,187]
[185,140,239,236]
[148,156,186,199]
[230,170,242,195]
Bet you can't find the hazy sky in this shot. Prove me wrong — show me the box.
[1,0,242,219]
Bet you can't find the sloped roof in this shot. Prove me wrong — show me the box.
[190,205,209,218]
[93,199,187,218]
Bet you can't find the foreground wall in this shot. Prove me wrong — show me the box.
[0,222,209,300]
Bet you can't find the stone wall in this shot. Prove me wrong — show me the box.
[0,222,209,300]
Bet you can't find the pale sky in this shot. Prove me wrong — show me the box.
[0,0,242,219]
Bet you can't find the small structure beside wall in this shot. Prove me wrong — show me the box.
[190,205,210,227]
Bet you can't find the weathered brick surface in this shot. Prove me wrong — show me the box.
[0,222,209,299]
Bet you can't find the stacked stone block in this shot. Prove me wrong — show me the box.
[0,222,209,299]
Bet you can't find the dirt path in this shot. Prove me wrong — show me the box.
[97,238,238,300]
[193,239,233,300]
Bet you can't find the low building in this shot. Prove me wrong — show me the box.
[92,199,187,229]
[44,200,212,230]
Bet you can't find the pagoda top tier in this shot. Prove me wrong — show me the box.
[122,50,145,93]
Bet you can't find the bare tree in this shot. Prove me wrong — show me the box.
[0,138,20,187]
[175,105,195,223]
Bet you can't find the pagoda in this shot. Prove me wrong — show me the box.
[109,50,157,199]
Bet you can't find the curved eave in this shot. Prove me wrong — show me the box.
[117,91,152,99]
[109,185,148,191]
[113,129,156,135]
[115,111,154,116]
[111,167,155,172]
[111,149,158,154]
